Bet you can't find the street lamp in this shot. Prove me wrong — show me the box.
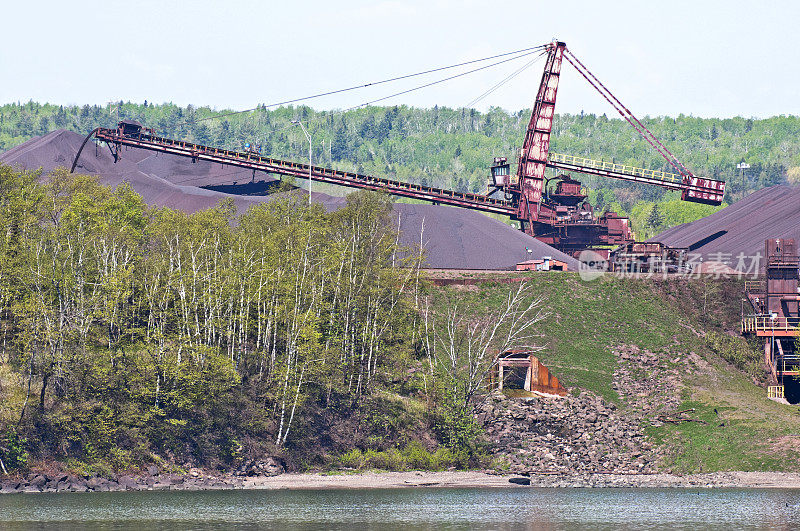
[736,160,750,197]
[291,119,312,203]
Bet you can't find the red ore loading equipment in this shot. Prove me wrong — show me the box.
[742,239,800,402]
[486,42,724,256]
[72,42,725,259]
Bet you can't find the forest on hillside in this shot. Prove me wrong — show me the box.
[0,165,791,476]
[1,165,551,473]
[2,101,799,238]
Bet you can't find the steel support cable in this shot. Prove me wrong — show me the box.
[463,50,547,109]
[562,52,684,177]
[565,49,692,178]
[563,48,692,178]
[346,50,543,111]
[563,48,684,174]
[78,50,544,175]
[178,45,547,127]
[250,48,544,137]
[204,51,547,186]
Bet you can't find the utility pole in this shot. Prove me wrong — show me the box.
[107,101,119,121]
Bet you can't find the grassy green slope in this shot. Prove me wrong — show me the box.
[442,273,800,473]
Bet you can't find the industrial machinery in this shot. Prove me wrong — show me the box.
[742,238,800,402]
[72,41,725,259]
[608,242,690,274]
[485,42,724,255]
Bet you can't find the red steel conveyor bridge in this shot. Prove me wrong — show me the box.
[71,41,725,255]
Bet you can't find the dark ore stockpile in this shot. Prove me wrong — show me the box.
[0,130,579,270]
[655,184,800,262]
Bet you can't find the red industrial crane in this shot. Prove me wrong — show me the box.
[485,42,724,254]
[72,41,725,258]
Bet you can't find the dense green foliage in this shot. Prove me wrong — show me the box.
[0,164,436,471]
[626,198,725,240]
[2,101,798,235]
[0,155,797,474]
[0,429,28,472]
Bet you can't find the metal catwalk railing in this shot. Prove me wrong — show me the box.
[742,316,800,334]
[92,128,518,216]
[549,152,684,185]
[547,152,725,204]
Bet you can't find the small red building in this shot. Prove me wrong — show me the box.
[516,257,569,272]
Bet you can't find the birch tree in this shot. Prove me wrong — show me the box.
[423,282,547,451]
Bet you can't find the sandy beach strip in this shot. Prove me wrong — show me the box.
[242,470,800,489]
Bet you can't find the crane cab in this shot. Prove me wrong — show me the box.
[116,120,154,138]
[488,157,511,187]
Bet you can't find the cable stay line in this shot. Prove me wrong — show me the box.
[464,50,547,109]
[179,45,547,127]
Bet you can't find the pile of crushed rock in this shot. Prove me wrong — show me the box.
[478,391,664,475]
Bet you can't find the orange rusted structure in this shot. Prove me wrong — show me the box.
[73,42,724,260]
[489,349,567,397]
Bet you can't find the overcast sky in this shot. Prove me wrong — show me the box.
[1,0,798,118]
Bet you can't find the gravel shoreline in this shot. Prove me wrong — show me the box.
[3,470,800,494]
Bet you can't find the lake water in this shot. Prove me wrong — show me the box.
[1,487,799,529]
